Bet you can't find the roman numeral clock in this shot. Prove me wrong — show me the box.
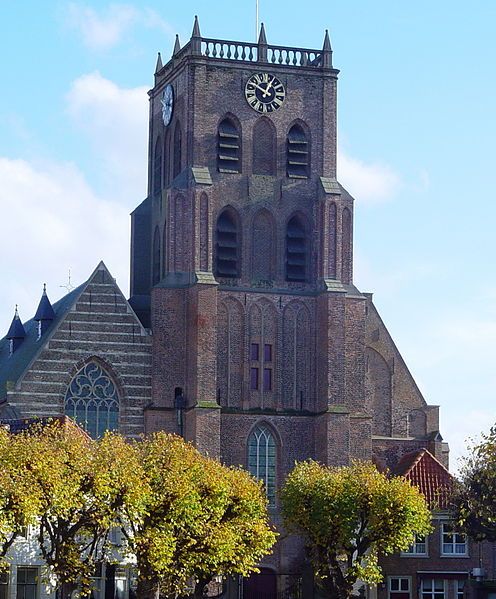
[245,72,286,113]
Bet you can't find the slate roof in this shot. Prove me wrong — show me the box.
[393,448,454,509]
[0,282,86,400]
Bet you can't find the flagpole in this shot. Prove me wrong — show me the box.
[256,0,259,40]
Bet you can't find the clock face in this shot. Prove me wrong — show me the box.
[161,84,174,126]
[245,73,286,113]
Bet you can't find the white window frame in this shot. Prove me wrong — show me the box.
[16,566,39,599]
[388,576,411,599]
[441,522,468,556]
[0,570,9,599]
[402,533,428,556]
[420,578,446,599]
[456,579,466,599]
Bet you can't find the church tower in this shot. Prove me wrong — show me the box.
[129,18,443,596]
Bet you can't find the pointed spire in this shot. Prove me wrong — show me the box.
[322,29,333,69]
[192,15,201,38]
[258,22,267,45]
[34,283,55,325]
[258,22,268,62]
[173,34,181,56]
[323,29,332,51]
[191,15,201,54]
[155,52,163,74]
[6,306,26,354]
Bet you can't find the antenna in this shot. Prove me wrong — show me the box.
[256,0,259,41]
[60,269,75,293]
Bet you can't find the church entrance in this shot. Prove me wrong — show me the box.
[243,568,277,599]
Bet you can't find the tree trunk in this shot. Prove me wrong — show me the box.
[136,577,160,599]
[58,582,77,599]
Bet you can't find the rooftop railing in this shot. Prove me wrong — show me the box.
[156,17,334,77]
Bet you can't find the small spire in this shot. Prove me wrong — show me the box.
[155,52,163,74]
[173,34,181,56]
[192,15,201,38]
[6,306,26,354]
[34,284,55,324]
[258,22,267,45]
[322,29,333,69]
[323,29,332,51]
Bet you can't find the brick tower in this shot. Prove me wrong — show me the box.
[129,17,445,597]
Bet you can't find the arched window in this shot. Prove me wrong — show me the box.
[342,207,352,284]
[215,208,240,278]
[162,221,167,278]
[152,226,161,284]
[153,136,162,195]
[64,361,119,439]
[163,133,169,187]
[218,118,241,173]
[248,425,276,506]
[286,215,307,282]
[253,118,276,175]
[173,122,182,179]
[287,124,309,178]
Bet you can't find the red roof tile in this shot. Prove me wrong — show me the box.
[393,448,454,509]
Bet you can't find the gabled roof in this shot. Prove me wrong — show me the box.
[0,283,85,399]
[393,448,454,509]
[0,261,136,401]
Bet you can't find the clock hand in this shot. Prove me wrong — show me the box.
[262,80,274,98]
[251,81,272,97]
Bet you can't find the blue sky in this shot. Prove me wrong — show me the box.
[1,1,495,467]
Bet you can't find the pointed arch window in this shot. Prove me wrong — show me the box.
[218,118,241,173]
[152,226,161,285]
[173,123,182,179]
[248,425,276,506]
[287,124,309,178]
[215,209,240,278]
[162,221,167,278]
[64,361,119,439]
[286,215,307,282]
[153,136,162,195]
[253,118,276,175]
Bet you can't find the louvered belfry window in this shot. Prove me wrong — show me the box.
[215,209,239,278]
[286,215,307,282]
[218,118,241,173]
[287,124,309,178]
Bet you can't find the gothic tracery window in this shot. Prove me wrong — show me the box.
[248,425,276,506]
[64,361,119,439]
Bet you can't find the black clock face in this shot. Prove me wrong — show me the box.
[245,73,286,113]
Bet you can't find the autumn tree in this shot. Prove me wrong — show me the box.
[280,460,432,599]
[453,424,496,541]
[17,421,144,599]
[119,432,276,599]
[0,426,43,567]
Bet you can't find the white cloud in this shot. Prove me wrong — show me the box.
[338,151,401,203]
[65,3,138,51]
[64,3,176,51]
[66,72,148,202]
[0,73,151,333]
[0,157,129,332]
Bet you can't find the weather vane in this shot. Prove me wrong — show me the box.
[60,269,75,293]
